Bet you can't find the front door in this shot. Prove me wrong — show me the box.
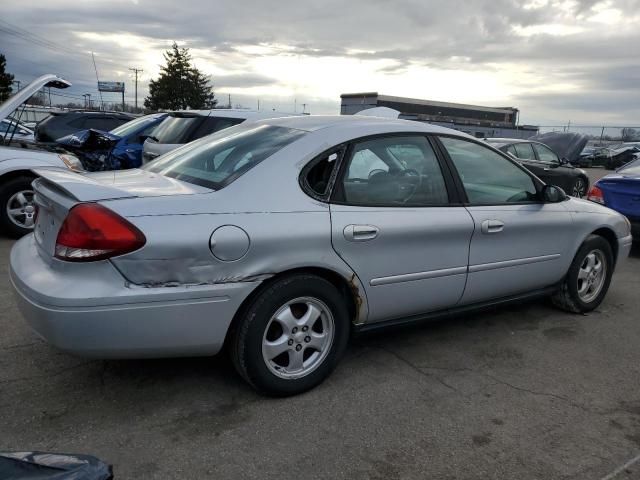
[438,136,575,304]
[330,135,474,323]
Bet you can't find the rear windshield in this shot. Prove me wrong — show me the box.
[144,124,306,189]
[151,114,245,144]
[151,115,201,144]
[110,114,161,137]
[619,159,640,175]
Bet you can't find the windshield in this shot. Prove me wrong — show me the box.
[144,124,306,189]
[619,158,640,175]
[110,115,161,137]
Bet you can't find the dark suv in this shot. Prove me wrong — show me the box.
[485,138,590,197]
[35,111,135,143]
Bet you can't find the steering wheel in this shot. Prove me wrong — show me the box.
[368,169,386,179]
[396,169,422,203]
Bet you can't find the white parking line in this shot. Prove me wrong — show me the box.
[600,453,640,480]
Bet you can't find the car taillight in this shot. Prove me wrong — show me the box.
[587,184,605,205]
[55,203,146,262]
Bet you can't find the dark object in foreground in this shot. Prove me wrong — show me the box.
[0,451,113,480]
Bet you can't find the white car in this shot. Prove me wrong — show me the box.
[142,109,298,164]
[1,119,35,144]
[0,74,84,237]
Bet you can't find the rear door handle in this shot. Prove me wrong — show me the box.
[481,219,504,234]
[344,224,379,242]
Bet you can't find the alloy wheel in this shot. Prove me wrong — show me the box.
[6,190,36,229]
[577,249,606,303]
[262,296,335,379]
[572,179,586,198]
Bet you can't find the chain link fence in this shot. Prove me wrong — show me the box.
[538,126,640,147]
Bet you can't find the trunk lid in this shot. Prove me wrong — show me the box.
[32,168,211,257]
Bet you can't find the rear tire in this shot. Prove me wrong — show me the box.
[0,176,37,238]
[552,235,614,313]
[571,176,588,198]
[230,274,350,396]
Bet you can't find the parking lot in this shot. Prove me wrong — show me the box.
[1,168,639,480]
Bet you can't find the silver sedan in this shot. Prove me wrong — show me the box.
[10,116,633,396]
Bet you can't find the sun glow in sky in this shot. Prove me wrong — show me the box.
[2,0,640,125]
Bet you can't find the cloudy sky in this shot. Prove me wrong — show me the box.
[2,0,639,126]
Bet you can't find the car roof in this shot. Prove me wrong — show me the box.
[486,137,532,145]
[254,114,469,135]
[166,109,298,120]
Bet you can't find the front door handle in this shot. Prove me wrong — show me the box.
[344,224,379,242]
[481,219,504,234]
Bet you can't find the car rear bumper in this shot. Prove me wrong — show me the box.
[9,235,259,358]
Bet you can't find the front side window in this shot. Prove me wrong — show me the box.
[513,142,536,160]
[533,143,559,163]
[440,136,538,204]
[144,124,305,189]
[340,136,449,206]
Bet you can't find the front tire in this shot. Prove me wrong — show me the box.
[0,176,37,238]
[230,274,350,396]
[552,235,614,313]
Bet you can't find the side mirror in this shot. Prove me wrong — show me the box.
[559,157,570,165]
[542,184,567,203]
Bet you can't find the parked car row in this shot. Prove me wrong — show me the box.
[7,113,635,396]
[0,74,636,396]
[577,144,640,169]
[485,137,590,198]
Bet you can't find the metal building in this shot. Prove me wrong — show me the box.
[340,92,538,139]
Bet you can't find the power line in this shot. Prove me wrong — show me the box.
[0,19,80,56]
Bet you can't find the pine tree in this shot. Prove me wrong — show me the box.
[0,53,15,102]
[144,43,217,110]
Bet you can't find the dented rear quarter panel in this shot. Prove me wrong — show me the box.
[104,127,382,323]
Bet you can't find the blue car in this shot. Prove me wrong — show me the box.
[588,158,640,238]
[56,113,166,170]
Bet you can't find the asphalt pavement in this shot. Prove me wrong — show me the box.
[1,168,639,479]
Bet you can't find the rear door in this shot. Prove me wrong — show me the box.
[438,136,574,304]
[329,134,474,323]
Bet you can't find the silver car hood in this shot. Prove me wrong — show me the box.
[33,167,211,202]
[0,75,71,122]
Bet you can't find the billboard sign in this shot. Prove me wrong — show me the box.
[98,81,125,93]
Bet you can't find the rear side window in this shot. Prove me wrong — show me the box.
[513,143,536,160]
[152,115,201,144]
[144,124,305,189]
[189,117,244,141]
[440,136,538,204]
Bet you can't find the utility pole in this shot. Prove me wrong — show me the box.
[129,67,143,112]
[228,94,231,108]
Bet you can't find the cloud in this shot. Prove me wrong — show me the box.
[1,0,639,121]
